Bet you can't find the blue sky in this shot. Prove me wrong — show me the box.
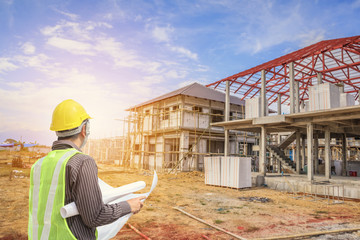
[1,0,359,145]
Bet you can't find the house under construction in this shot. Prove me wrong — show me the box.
[122,83,256,172]
[207,35,360,182]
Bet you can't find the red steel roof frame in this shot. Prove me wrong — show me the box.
[206,35,360,107]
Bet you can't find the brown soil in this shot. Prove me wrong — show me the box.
[1,152,360,239]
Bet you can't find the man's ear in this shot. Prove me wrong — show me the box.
[80,124,87,137]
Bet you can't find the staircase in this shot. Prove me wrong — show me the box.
[267,145,296,173]
[278,131,297,149]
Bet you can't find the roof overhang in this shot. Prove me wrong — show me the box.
[212,105,360,137]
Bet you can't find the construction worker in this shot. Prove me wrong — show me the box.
[28,99,145,240]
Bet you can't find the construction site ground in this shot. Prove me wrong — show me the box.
[1,151,360,240]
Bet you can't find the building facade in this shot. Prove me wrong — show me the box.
[124,83,255,172]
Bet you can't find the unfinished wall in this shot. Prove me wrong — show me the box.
[309,83,340,111]
[245,97,268,119]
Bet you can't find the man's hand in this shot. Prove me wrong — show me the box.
[127,196,146,214]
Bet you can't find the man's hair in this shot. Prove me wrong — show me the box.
[57,132,80,141]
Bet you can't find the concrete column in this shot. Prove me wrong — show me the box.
[358,90,360,105]
[307,123,314,181]
[225,80,230,121]
[224,130,229,157]
[302,135,306,170]
[314,133,319,174]
[224,80,230,157]
[325,129,331,180]
[317,72,323,84]
[179,131,189,171]
[289,62,295,114]
[259,126,267,176]
[277,93,282,115]
[296,131,301,174]
[261,70,267,117]
[277,159,281,173]
[342,134,347,176]
[295,81,300,113]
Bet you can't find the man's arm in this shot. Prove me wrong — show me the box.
[73,157,132,228]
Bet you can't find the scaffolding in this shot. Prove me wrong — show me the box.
[121,94,256,172]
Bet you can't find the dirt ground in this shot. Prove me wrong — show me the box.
[1,151,360,239]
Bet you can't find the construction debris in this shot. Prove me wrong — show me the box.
[238,196,271,203]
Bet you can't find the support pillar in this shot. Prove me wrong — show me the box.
[277,93,282,115]
[179,131,189,171]
[325,128,331,180]
[289,62,295,114]
[295,81,300,113]
[277,159,281,173]
[259,126,267,176]
[261,70,267,117]
[314,133,319,174]
[224,80,230,157]
[342,134,347,176]
[302,135,306,170]
[296,131,301,174]
[317,72,323,84]
[307,123,314,181]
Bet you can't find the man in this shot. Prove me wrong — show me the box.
[29,99,145,240]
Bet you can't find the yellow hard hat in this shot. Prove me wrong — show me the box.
[50,99,91,132]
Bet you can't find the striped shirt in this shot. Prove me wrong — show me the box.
[52,140,131,240]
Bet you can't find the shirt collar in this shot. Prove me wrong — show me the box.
[52,139,82,152]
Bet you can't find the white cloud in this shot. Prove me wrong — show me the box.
[165,69,187,79]
[152,25,174,42]
[169,45,198,60]
[14,54,50,71]
[22,42,36,55]
[52,8,79,21]
[41,21,146,68]
[94,37,141,68]
[47,37,95,55]
[196,64,209,72]
[298,30,325,47]
[41,21,112,41]
[0,58,18,73]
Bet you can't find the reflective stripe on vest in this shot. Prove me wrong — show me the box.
[29,149,79,240]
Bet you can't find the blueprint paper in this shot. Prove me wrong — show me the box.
[60,171,158,240]
[97,171,158,240]
[60,181,146,218]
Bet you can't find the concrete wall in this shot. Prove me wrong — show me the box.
[257,174,360,200]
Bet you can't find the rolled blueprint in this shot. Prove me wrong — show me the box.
[97,171,158,240]
[60,180,146,218]
[60,171,158,240]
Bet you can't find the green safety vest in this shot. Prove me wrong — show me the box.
[28,148,79,240]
